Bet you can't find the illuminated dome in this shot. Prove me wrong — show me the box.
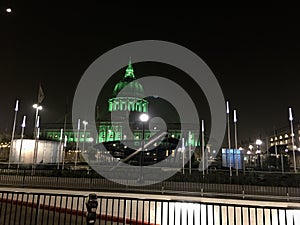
[113,62,144,98]
[108,60,148,113]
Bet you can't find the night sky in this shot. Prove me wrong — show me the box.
[1,4,300,144]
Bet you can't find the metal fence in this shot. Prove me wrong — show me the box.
[0,172,300,202]
[0,190,300,225]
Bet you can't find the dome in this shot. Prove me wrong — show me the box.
[113,61,144,98]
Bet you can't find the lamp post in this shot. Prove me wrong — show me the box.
[82,120,88,154]
[201,120,205,178]
[62,135,67,170]
[17,116,26,171]
[289,108,297,173]
[75,119,80,170]
[32,104,42,137]
[32,116,40,175]
[226,101,232,177]
[57,128,63,170]
[139,113,149,184]
[248,144,253,166]
[256,139,262,169]
[8,99,19,170]
[233,109,238,176]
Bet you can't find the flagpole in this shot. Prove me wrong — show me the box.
[289,107,297,173]
[226,101,232,177]
[57,128,63,170]
[62,135,67,170]
[8,100,19,170]
[17,116,26,171]
[234,109,238,176]
[75,119,80,170]
[201,120,205,179]
[32,116,40,175]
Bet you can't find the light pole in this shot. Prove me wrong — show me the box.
[233,109,238,176]
[17,116,26,171]
[57,128,63,170]
[75,119,80,170]
[226,101,232,177]
[62,135,67,170]
[256,139,262,169]
[201,120,205,178]
[8,99,19,169]
[139,113,149,183]
[32,115,40,175]
[32,104,42,137]
[289,107,297,173]
[248,144,253,166]
[82,120,88,153]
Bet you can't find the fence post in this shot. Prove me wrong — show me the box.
[22,169,25,187]
[34,194,41,225]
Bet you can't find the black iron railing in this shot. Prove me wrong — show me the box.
[0,190,299,225]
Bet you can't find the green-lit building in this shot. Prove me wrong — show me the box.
[42,61,201,148]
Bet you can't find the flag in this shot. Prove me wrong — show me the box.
[38,83,45,104]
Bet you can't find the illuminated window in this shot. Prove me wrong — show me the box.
[285,134,289,138]
[280,141,283,144]
[270,138,273,142]
[279,135,283,139]
[285,140,288,144]
[275,137,278,141]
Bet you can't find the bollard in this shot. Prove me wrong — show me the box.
[86,193,98,225]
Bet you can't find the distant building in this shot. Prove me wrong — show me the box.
[41,61,202,163]
[267,123,300,170]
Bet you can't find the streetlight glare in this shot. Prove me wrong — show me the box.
[139,113,149,122]
[6,8,12,13]
[33,104,42,110]
[255,139,262,145]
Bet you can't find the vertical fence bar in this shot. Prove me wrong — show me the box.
[52,195,57,225]
[69,196,74,224]
[18,192,24,225]
[13,193,19,225]
[34,194,41,225]
[63,196,68,225]
[8,192,14,225]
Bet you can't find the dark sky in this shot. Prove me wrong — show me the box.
[1,4,300,144]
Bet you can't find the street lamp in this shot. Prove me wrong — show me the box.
[226,101,232,177]
[57,128,63,170]
[289,107,297,173]
[139,113,149,183]
[233,109,238,176]
[8,99,19,169]
[33,104,42,137]
[75,119,80,170]
[256,139,262,168]
[82,120,88,163]
[17,116,26,171]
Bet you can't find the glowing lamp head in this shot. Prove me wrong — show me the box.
[139,113,149,122]
[255,139,262,146]
[33,104,42,110]
[6,8,12,13]
[289,107,293,121]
